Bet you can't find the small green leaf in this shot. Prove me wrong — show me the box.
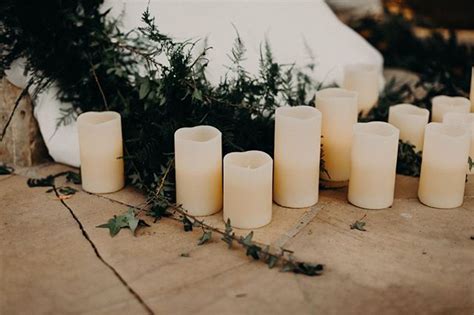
[192,89,203,101]
[221,218,234,248]
[468,156,474,172]
[242,231,254,246]
[267,255,278,269]
[183,217,193,232]
[139,80,150,99]
[66,171,81,184]
[58,186,78,196]
[124,209,139,234]
[96,208,147,237]
[198,230,212,245]
[350,220,367,232]
[0,164,14,175]
[246,245,261,260]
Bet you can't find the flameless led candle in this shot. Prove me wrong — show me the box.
[431,95,470,122]
[418,123,470,208]
[348,122,399,209]
[443,112,474,174]
[174,125,222,216]
[223,151,272,229]
[342,63,379,114]
[77,111,125,193]
[274,106,322,208]
[388,104,429,151]
[316,88,358,183]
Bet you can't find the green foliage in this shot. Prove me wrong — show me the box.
[1,2,324,198]
[97,208,149,237]
[352,12,474,111]
[397,141,422,177]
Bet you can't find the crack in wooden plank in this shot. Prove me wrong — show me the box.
[50,185,154,315]
[272,204,324,249]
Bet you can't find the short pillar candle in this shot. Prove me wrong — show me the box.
[316,88,358,182]
[174,125,222,216]
[348,122,399,209]
[223,151,272,229]
[342,63,379,114]
[431,95,470,122]
[418,123,470,208]
[77,111,125,194]
[388,104,429,151]
[274,106,322,208]
[443,112,474,174]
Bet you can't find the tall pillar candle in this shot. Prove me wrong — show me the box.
[174,125,222,216]
[443,112,474,174]
[223,151,272,229]
[342,63,379,114]
[316,88,358,182]
[348,122,399,209]
[418,123,470,208]
[77,111,125,193]
[388,104,429,151]
[274,106,322,208]
[431,95,470,122]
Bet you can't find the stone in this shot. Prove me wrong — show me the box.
[0,78,49,166]
[1,163,473,314]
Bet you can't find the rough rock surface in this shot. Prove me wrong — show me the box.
[0,78,48,166]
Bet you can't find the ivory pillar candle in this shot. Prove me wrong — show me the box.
[348,122,399,209]
[274,106,322,208]
[223,151,272,229]
[443,112,474,174]
[77,111,124,193]
[431,95,470,122]
[316,88,358,182]
[174,125,222,216]
[418,123,470,208]
[342,63,379,114]
[388,104,429,151]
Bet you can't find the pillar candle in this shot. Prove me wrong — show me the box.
[431,95,470,122]
[274,106,322,208]
[77,111,125,193]
[418,123,470,208]
[342,63,379,114]
[388,104,429,151]
[223,151,272,229]
[316,88,358,182]
[443,112,474,174]
[470,66,474,112]
[348,122,399,209]
[174,125,222,216]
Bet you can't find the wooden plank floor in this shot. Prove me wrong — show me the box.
[1,163,473,314]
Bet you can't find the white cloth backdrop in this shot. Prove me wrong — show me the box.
[5,0,383,167]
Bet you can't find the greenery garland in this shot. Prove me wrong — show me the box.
[1,2,472,276]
